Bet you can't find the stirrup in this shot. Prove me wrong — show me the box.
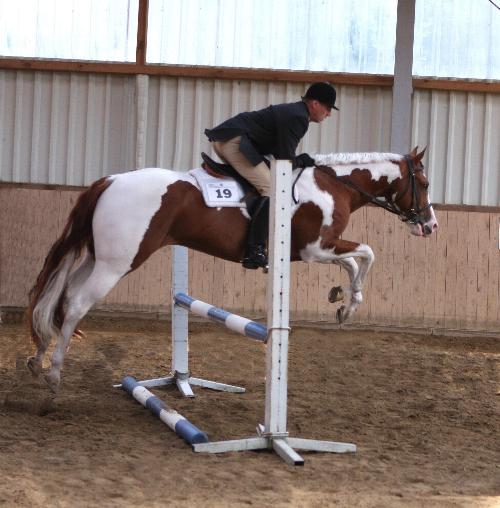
[242,245,268,270]
[242,259,268,270]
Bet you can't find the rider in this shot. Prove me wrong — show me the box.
[205,82,338,269]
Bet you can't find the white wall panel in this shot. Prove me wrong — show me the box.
[144,77,393,170]
[412,89,500,206]
[0,0,138,61]
[147,0,398,75]
[1,69,498,206]
[0,70,137,185]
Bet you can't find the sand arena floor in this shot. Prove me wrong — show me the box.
[0,316,498,507]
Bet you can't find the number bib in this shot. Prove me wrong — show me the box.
[206,181,242,204]
[189,168,246,208]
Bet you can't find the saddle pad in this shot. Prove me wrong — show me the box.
[189,168,246,208]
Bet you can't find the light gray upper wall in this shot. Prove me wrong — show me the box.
[0,69,499,205]
[144,77,393,171]
[0,71,137,185]
[412,89,500,206]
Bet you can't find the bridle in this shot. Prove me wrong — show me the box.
[336,155,432,226]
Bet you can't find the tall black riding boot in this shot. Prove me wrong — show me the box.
[242,196,269,269]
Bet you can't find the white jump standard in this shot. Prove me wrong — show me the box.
[190,160,357,465]
[114,245,245,397]
[117,160,356,465]
[121,376,208,445]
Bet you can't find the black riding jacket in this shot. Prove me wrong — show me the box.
[205,101,310,166]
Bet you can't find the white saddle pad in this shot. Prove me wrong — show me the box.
[189,168,246,208]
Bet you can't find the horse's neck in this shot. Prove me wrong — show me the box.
[316,153,402,186]
[332,160,401,193]
[312,161,401,211]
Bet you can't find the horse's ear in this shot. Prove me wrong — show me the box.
[415,146,427,162]
[410,146,418,157]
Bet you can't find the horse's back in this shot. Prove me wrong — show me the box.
[109,167,194,192]
[97,167,196,210]
[92,168,198,262]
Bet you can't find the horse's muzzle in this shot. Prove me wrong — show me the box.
[409,220,438,237]
[423,224,433,236]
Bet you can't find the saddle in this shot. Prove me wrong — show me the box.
[201,152,261,213]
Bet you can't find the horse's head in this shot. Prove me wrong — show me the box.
[390,147,438,237]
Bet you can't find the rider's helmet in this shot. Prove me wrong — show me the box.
[303,82,339,110]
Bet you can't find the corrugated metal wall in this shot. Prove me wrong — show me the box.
[0,70,393,182]
[143,76,393,169]
[413,89,500,206]
[0,71,137,185]
[1,69,499,205]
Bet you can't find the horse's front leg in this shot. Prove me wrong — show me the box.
[304,237,374,323]
[329,257,359,303]
[334,241,374,323]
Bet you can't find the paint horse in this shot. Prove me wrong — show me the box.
[27,147,437,392]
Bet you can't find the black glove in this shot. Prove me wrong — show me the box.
[293,153,316,169]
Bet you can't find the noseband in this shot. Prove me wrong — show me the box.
[336,155,432,226]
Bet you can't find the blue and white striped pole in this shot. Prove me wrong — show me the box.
[121,376,208,445]
[174,293,268,342]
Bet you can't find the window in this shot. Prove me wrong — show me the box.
[413,0,500,79]
[146,0,398,74]
[1,0,499,80]
[0,0,138,61]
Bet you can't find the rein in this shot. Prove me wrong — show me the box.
[334,155,432,225]
[292,167,306,204]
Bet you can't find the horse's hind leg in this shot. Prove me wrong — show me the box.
[27,344,48,378]
[44,261,125,393]
[27,253,95,379]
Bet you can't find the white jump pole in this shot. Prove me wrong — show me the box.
[193,159,356,465]
[121,375,209,444]
[114,245,245,396]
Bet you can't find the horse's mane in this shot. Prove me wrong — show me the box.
[314,152,403,167]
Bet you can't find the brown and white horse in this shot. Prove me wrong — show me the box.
[27,147,437,392]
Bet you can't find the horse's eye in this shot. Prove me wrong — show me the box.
[423,182,429,190]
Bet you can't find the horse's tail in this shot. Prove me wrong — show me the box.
[27,177,113,349]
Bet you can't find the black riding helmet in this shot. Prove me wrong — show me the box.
[303,82,339,110]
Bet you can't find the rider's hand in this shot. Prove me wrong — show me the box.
[293,153,316,169]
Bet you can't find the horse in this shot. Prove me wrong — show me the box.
[27,147,438,393]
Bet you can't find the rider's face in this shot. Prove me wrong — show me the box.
[308,100,332,123]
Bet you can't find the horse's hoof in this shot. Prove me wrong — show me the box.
[336,305,346,324]
[73,328,86,339]
[27,357,42,378]
[329,286,344,303]
[43,373,60,394]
